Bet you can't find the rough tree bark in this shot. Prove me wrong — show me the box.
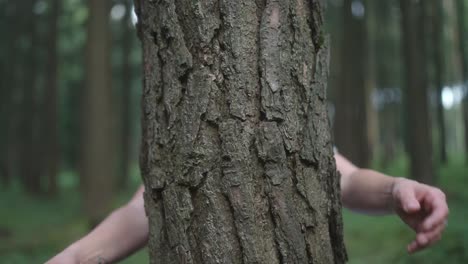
[334,0,372,167]
[82,0,116,226]
[136,0,347,263]
[400,0,434,184]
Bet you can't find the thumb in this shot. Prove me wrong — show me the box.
[397,187,421,213]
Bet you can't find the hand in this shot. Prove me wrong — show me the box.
[391,178,449,253]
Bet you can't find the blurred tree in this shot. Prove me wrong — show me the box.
[19,0,44,194]
[400,0,434,184]
[44,0,61,195]
[325,0,343,109]
[0,1,16,187]
[59,0,87,172]
[82,0,116,226]
[456,0,468,161]
[117,0,134,189]
[365,0,379,165]
[428,0,447,164]
[136,0,347,262]
[371,1,403,168]
[334,0,373,167]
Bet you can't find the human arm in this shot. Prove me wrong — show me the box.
[336,153,449,253]
[46,185,149,264]
[337,153,397,214]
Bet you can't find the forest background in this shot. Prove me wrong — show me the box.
[0,0,467,263]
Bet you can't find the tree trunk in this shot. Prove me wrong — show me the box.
[456,0,468,162]
[117,0,133,189]
[429,0,447,164]
[365,0,379,165]
[371,0,402,167]
[44,0,60,195]
[82,0,115,226]
[0,2,17,188]
[136,0,347,263]
[334,0,372,167]
[19,0,43,194]
[400,0,434,184]
[380,103,400,168]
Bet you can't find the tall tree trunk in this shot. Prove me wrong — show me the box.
[429,0,447,164]
[82,0,115,226]
[334,0,372,167]
[0,1,16,188]
[380,103,399,168]
[456,0,468,162]
[373,0,402,167]
[118,0,133,189]
[20,0,43,194]
[44,0,60,195]
[366,0,379,165]
[136,0,347,263]
[400,0,434,183]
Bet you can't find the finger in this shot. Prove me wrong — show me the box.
[409,233,443,254]
[409,232,443,253]
[407,240,418,253]
[421,193,449,230]
[408,223,446,253]
[396,184,421,213]
[418,222,445,245]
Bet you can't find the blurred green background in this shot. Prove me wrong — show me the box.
[0,0,467,263]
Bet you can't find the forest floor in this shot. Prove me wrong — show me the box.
[0,156,467,264]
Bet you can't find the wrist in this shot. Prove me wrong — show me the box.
[390,177,417,212]
[389,177,408,212]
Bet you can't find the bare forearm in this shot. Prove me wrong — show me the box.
[48,186,149,264]
[68,203,148,263]
[341,168,397,214]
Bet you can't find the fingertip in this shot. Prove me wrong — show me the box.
[407,241,417,253]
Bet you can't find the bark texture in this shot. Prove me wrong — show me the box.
[400,0,434,183]
[137,0,346,263]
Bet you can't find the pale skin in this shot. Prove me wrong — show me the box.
[46,153,449,263]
